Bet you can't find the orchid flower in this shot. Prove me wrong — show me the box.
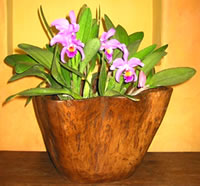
[50,11,84,63]
[100,28,128,63]
[138,71,146,88]
[50,34,84,63]
[110,57,144,83]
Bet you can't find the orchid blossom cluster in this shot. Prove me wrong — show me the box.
[50,13,146,87]
[50,11,85,63]
[99,28,145,85]
[4,5,196,103]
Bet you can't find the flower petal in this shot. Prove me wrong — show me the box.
[110,58,125,70]
[106,39,121,48]
[100,28,116,42]
[76,45,85,60]
[60,47,68,63]
[51,18,69,31]
[115,67,125,82]
[120,44,129,61]
[69,10,76,24]
[50,34,65,46]
[128,57,144,68]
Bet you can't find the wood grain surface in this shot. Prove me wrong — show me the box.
[32,87,173,183]
[0,151,200,186]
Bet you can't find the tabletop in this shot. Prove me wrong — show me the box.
[0,151,200,186]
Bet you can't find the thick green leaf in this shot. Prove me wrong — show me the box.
[88,19,100,40]
[142,51,167,76]
[146,68,155,84]
[18,44,53,70]
[15,61,42,73]
[149,67,196,87]
[24,81,46,106]
[128,32,144,44]
[80,38,101,73]
[154,44,168,53]
[77,8,92,43]
[104,90,121,96]
[60,66,71,88]
[77,4,88,22]
[60,62,84,78]
[98,56,107,96]
[4,54,37,69]
[5,87,82,103]
[8,65,50,84]
[51,45,69,87]
[127,40,143,59]
[127,32,144,58]
[104,14,115,31]
[133,44,157,60]
[113,25,129,45]
[104,90,139,101]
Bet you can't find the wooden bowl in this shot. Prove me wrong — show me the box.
[33,87,173,183]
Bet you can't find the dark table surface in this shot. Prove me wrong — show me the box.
[0,151,200,186]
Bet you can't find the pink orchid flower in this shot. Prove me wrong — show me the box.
[100,28,128,63]
[50,34,84,63]
[50,10,84,63]
[110,57,144,83]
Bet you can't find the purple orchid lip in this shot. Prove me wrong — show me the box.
[50,11,84,63]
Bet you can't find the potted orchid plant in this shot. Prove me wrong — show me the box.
[4,5,196,183]
[4,5,195,103]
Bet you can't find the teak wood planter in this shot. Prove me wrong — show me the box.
[33,87,173,183]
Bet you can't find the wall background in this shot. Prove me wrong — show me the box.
[0,0,199,151]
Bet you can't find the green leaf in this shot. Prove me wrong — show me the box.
[60,66,71,88]
[51,44,69,87]
[104,14,115,31]
[4,54,37,67]
[128,32,144,44]
[8,65,50,84]
[154,44,168,53]
[77,8,92,43]
[5,87,82,103]
[142,51,167,76]
[127,32,144,58]
[104,89,121,96]
[104,90,139,101]
[88,19,100,40]
[80,38,101,73]
[98,56,107,96]
[113,25,129,45]
[133,44,157,60]
[77,4,88,22]
[149,67,196,87]
[106,75,115,91]
[60,62,84,78]
[15,61,41,73]
[146,68,155,84]
[24,81,46,107]
[18,44,53,70]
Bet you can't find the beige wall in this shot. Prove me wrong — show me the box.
[0,0,199,151]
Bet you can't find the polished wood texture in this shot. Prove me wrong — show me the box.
[32,87,173,183]
[1,151,200,185]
